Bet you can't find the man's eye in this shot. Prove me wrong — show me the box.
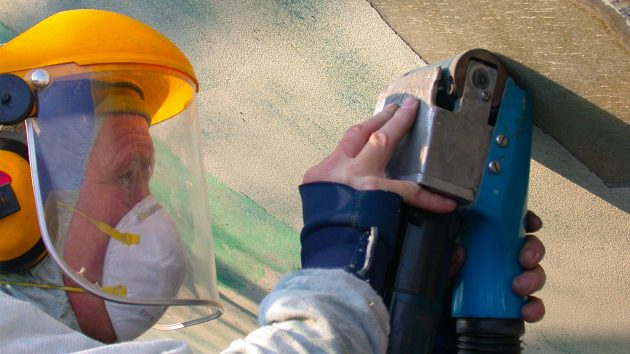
[118,170,134,187]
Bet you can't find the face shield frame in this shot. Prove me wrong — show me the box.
[17,63,222,329]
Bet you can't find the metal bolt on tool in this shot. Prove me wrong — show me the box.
[489,160,501,174]
[496,134,508,147]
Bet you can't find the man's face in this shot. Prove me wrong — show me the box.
[84,114,154,212]
[63,113,155,343]
[65,112,154,277]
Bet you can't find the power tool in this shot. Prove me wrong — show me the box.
[374,49,533,353]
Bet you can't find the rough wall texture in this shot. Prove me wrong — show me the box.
[524,128,630,353]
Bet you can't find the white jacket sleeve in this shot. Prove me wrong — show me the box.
[221,269,390,354]
[0,290,191,354]
[0,268,388,354]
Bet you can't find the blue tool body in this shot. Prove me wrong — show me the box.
[452,79,533,319]
[378,49,534,353]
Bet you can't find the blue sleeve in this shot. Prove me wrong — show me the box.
[299,182,402,295]
[299,182,458,354]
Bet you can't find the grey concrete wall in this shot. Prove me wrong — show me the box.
[1,1,629,353]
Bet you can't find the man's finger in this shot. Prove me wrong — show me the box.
[522,296,545,323]
[337,103,399,158]
[519,234,545,269]
[525,210,543,233]
[382,180,456,213]
[512,265,546,296]
[448,246,465,280]
[354,97,419,171]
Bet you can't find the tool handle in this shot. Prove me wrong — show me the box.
[386,206,460,354]
[451,78,533,353]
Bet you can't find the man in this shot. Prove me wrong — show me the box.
[0,10,224,344]
[1,96,545,353]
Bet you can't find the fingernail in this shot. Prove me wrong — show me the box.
[515,277,530,293]
[522,305,535,322]
[402,97,418,108]
[384,102,398,111]
[524,249,538,264]
[444,198,457,208]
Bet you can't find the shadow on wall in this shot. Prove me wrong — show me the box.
[498,55,630,213]
[215,257,268,311]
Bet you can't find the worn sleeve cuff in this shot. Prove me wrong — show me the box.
[299,182,402,295]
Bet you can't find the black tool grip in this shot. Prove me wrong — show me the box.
[456,318,524,354]
[386,206,461,354]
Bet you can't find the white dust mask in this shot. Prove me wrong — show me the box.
[102,194,186,341]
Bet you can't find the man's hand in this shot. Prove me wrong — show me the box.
[450,210,546,323]
[303,96,546,323]
[514,210,546,322]
[302,97,457,213]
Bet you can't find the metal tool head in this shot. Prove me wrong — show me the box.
[378,49,507,203]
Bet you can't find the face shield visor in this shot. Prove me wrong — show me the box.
[19,63,222,339]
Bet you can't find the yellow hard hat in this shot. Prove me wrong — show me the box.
[0,9,198,125]
[0,9,197,89]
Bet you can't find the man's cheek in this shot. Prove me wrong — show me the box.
[77,184,131,222]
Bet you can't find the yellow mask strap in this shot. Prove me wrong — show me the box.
[0,280,127,296]
[57,202,140,246]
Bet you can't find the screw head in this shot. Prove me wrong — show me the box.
[489,160,501,174]
[472,69,490,90]
[31,69,51,88]
[495,134,508,147]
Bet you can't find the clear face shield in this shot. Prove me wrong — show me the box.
[21,63,222,340]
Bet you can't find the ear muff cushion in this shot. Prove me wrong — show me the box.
[0,138,46,272]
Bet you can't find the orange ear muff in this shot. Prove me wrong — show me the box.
[0,138,47,273]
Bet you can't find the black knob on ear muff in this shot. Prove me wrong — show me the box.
[0,74,34,126]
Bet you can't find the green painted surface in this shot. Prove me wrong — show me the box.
[150,139,299,295]
[207,173,300,291]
